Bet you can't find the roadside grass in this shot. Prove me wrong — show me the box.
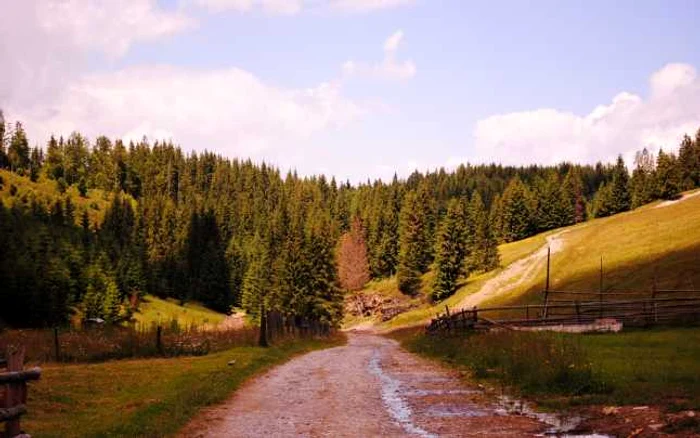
[132,295,227,328]
[395,326,700,410]
[23,335,345,438]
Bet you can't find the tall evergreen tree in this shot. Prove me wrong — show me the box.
[500,176,536,242]
[655,149,682,200]
[397,191,429,294]
[432,199,468,301]
[467,192,500,271]
[7,122,30,174]
[630,148,656,208]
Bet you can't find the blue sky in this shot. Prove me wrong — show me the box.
[3,0,700,181]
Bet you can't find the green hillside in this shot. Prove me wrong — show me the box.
[350,188,700,330]
[495,188,700,306]
[133,295,228,328]
[0,169,114,228]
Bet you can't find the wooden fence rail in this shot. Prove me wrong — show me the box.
[1,347,41,438]
[426,292,700,335]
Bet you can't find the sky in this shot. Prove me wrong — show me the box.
[1,0,700,182]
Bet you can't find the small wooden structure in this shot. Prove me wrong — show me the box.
[0,347,41,438]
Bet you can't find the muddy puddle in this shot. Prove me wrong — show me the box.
[370,345,612,437]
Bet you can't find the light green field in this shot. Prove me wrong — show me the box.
[132,295,227,328]
[23,336,345,438]
[491,189,700,307]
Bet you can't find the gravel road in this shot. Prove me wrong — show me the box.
[180,333,564,437]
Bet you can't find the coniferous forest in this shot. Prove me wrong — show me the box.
[1,109,699,328]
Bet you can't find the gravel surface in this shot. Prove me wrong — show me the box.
[180,334,555,437]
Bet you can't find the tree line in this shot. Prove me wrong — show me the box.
[1,109,699,328]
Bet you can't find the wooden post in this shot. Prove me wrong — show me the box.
[4,347,25,438]
[575,301,580,323]
[652,275,658,324]
[156,325,162,354]
[599,256,604,318]
[472,306,478,325]
[526,305,530,321]
[258,306,268,347]
[543,247,551,319]
[54,327,60,362]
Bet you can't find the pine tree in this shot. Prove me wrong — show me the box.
[655,149,682,200]
[7,122,30,174]
[678,132,700,189]
[561,168,587,224]
[630,148,656,208]
[500,176,536,242]
[29,147,42,182]
[467,192,500,271]
[241,233,271,319]
[397,191,428,294]
[592,182,615,218]
[0,110,6,168]
[432,199,467,301]
[534,172,567,232]
[610,155,631,212]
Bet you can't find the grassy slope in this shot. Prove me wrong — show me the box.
[489,189,700,307]
[368,189,700,331]
[24,336,345,438]
[346,230,553,330]
[132,295,227,328]
[394,190,700,410]
[0,169,114,227]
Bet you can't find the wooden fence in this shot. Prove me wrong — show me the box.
[427,248,700,335]
[1,348,41,438]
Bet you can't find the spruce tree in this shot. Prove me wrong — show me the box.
[610,155,631,212]
[678,132,700,189]
[655,149,682,200]
[7,122,30,174]
[397,191,428,294]
[432,199,467,301]
[468,192,500,271]
[500,176,536,242]
[630,148,656,208]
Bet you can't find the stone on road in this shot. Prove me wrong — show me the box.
[180,334,551,437]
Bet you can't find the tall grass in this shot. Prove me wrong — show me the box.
[406,330,609,396]
[0,324,258,363]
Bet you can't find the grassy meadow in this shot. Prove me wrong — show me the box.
[398,326,700,410]
[132,295,228,328]
[23,335,345,438]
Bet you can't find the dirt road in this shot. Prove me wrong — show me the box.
[456,230,567,311]
[180,333,584,437]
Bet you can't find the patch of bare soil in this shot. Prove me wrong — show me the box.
[573,405,700,438]
[179,334,586,437]
[456,230,568,311]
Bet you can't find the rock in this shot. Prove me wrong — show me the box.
[602,406,620,415]
[227,360,236,366]
[632,406,648,410]
[686,410,696,417]
[649,423,664,430]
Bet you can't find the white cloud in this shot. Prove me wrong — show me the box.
[189,0,411,15]
[0,0,195,108]
[191,0,303,15]
[461,63,700,166]
[8,66,365,160]
[343,30,416,80]
[329,0,413,13]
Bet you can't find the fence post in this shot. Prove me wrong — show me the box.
[543,247,551,319]
[54,327,60,362]
[472,306,478,325]
[599,256,604,318]
[156,325,162,354]
[258,308,268,347]
[4,347,25,438]
[575,301,580,323]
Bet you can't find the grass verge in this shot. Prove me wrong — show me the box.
[23,335,345,437]
[395,327,700,410]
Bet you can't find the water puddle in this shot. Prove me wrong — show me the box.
[497,396,611,438]
[368,350,437,438]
